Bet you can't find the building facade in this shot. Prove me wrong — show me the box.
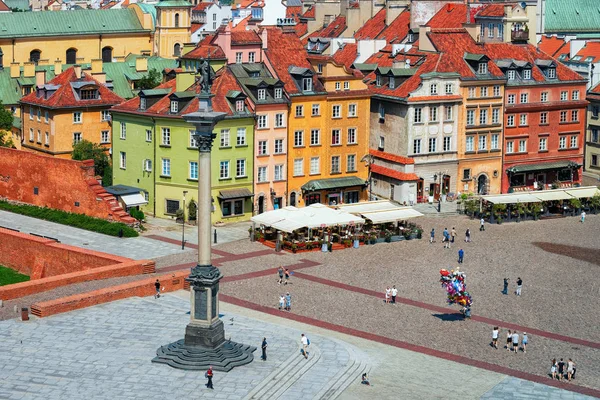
[583,84,600,186]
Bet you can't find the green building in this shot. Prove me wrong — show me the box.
[111,69,255,223]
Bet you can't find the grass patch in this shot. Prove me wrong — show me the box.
[0,200,138,237]
[0,265,30,286]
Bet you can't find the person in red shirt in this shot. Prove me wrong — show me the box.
[205,366,214,389]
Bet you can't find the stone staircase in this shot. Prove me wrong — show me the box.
[86,178,136,225]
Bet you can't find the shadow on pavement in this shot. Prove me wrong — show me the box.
[432,313,465,322]
[532,242,600,267]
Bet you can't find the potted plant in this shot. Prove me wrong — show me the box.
[569,198,582,216]
[591,194,600,214]
[384,230,392,243]
[291,243,298,253]
[369,234,378,245]
[175,208,184,224]
[529,202,542,220]
[256,232,265,242]
[515,203,526,222]
[497,217,503,224]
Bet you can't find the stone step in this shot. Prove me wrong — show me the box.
[269,346,322,399]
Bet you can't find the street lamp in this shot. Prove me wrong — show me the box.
[181,190,188,250]
[361,154,375,201]
[433,172,445,213]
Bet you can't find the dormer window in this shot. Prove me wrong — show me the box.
[317,64,323,73]
[523,69,531,80]
[407,32,414,43]
[389,77,395,89]
[236,100,245,112]
[140,97,147,110]
[170,100,178,113]
[275,88,283,99]
[80,88,99,100]
[302,77,312,92]
[548,68,556,79]
[477,62,488,75]
[376,75,382,87]
[258,89,266,100]
[507,70,516,80]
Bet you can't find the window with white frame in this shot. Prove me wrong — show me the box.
[101,110,110,122]
[235,52,243,63]
[249,52,255,63]
[189,130,199,148]
[571,110,579,121]
[519,113,527,126]
[294,130,304,147]
[443,136,451,151]
[275,113,284,128]
[120,152,126,169]
[491,134,499,150]
[120,122,126,139]
[162,158,171,176]
[295,105,304,117]
[445,106,453,121]
[219,160,229,179]
[310,129,320,145]
[430,84,438,95]
[492,108,499,124]
[73,111,82,123]
[302,77,313,92]
[347,154,356,171]
[539,137,547,151]
[274,164,283,181]
[518,139,526,153]
[493,85,500,97]
[332,105,341,118]
[570,135,578,148]
[236,128,246,146]
[161,127,171,145]
[37,130,41,143]
[220,129,230,147]
[466,109,475,126]
[170,100,178,113]
[331,155,340,173]
[73,132,82,144]
[236,159,246,177]
[312,104,320,116]
[560,91,568,101]
[331,129,340,145]
[45,132,49,145]
[428,137,436,153]
[347,128,356,144]
[236,100,244,112]
[335,82,341,91]
[559,136,567,149]
[293,159,303,176]
[189,161,198,180]
[258,89,266,101]
[480,86,488,97]
[478,62,488,75]
[310,156,320,174]
[344,81,349,90]
[507,94,515,104]
[560,111,567,122]
[506,141,514,153]
[379,136,385,150]
[548,68,556,78]
[29,128,34,142]
[147,129,153,143]
[275,88,283,99]
[572,90,579,100]
[101,130,110,144]
[257,115,268,129]
[507,115,515,126]
[540,112,548,124]
[140,97,147,110]
[468,87,476,98]
[523,69,531,80]
[520,93,528,103]
[413,138,421,154]
[257,166,267,182]
[488,23,494,37]
[348,103,357,117]
[414,107,422,123]
[507,70,516,80]
[257,140,267,155]
[466,136,474,152]
[541,92,548,102]
[479,109,488,125]
[430,106,438,122]
[274,139,284,154]
[445,83,453,94]
[478,135,487,150]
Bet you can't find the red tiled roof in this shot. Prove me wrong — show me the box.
[371,164,419,181]
[301,5,315,19]
[21,67,124,109]
[232,15,251,31]
[355,8,386,40]
[307,15,346,40]
[376,9,410,43]
[574,41,600,63]
[286,5,302,19]
[181,39,226,60]
[370,149,414,165]
[231,30,262,45]
[538,36,569,57]
[476,4,506,18]
[0,0,11,10]
[426,3,467,29]
[589,82,600,95]
[294,22,308,36]
[193,1,213,11]
[332,43,358,70]
[191,23,204,34]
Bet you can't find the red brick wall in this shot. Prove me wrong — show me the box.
[0,147,134,223]
[0,228,131,278]
[0,260,155,301]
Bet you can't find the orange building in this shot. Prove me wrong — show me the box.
[20,65,124,159]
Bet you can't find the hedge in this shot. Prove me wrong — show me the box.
[0,200,138,237]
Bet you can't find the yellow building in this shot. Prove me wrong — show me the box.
[153,1,194,58]
[20,65,124,159]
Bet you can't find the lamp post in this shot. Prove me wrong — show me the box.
[181,190,188,250]
[152,57,255,371]
[361,154,374,201]
[433,172,445,213]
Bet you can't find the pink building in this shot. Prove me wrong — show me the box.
[211,24,264,64]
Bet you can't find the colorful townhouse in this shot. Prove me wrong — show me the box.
[229,63,290,213]
[19,65,124,158]
[111,69,255,223]
[262,26,369,207]
[584,83,600,185]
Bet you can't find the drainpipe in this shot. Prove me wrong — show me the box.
[152,117,157,216]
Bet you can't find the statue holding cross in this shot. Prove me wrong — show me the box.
[198,57,213,94]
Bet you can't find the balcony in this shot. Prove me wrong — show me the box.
[511,30,529,42]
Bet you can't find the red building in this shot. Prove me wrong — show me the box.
[484,44,587,192]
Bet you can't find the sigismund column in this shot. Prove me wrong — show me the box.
[152,59,256,371]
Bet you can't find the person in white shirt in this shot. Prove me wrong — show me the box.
[480,218,485,231]
[512,331,519,353]
[385,287,391,304]
[491,327,499,349]
[278,295,285,310]
[300,334,309,359]
[391,286,398,304]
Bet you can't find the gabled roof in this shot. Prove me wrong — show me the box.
[589,82,600,101]
[286,5,302,18]
[193,1,213,11]
[370,149,414,165]
[426,3,467,29]
[332,43,358,70]
[476,4,506,18]
[355,8,387,40]
[229,63,288,105]
[573,41,600,63]
[231,30,262,45]
[538,36,569,57]
[376,9,410,43]
[181,38,227,60]
[306,15,346,41]
[20,67,124,109]
[371,164,419,182]
[300,5,314,20]
[0,0,11,11]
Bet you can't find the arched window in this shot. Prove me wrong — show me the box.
[173,43,181,57]
[102,47,113,63]
[29,50,41,64]
[174,13,180,27]
[66,48,77,65]
[289,192,296,207]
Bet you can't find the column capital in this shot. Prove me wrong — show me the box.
[196,133,217,153]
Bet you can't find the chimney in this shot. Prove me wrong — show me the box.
[23,62,35,78]
[74,64,82,79]
[54,59,62,75]
[92,72,107,84]
[136,56,148,72]
[261,28,268,50]
[463,23,479,43]
[405,59,411,69]
[385,0,408,26]
[418,26,434,52]
[10,62,20,79]
[36,70,46,88]
[91,59,103,74]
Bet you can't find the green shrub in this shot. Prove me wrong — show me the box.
[129,208,145,221]
[0,200,138,237]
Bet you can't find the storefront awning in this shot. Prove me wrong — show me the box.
[301,176,366,192]
[218,188,254,200]
[566,187,600,199]
[336,200,404,213]
[507,161,578,174]
[481,193,542,204]
[361,208,423,223]
[121,193,148,207]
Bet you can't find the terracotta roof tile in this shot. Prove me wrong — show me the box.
[181,39,226,60]
[332,43,358,69]
[426,3,467,29]
[294,22,308,37]
[476,4,506,18]
[589,82,600,95]
[371,164,419,181]
[232,15,251,31]
[301,5,315,19]
[307,15,346,39]
[355,8,386,40]
[286,5,302,19]
[574,41,600,63]
[193,1,212,11]
[538,36,569,57]
[191,23,203,33]
[370,149,414,165]
[376,9,410,43]
[0,0,11,10]
[21,67,124,109]
[231,30,262,45]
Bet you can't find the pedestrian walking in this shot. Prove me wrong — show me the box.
[458,249,464,264]
[285,292,291,312]
[385,287,391,304]
[277,266,284,285]
[550,359,557,380]
[278,294,285,310]
[443,228,450,248]
[465,229,471,243]
[205,366,214,389]
[430,228,435,244]
[567,359,575,381]
[480,217,485,231]
[557,358,565,381]
[512,331,519,353]
[300,334,309,359]
[261,337,268,361]
[451,227,457,243]
[491,327,499,349]
[502,278,509,295]
[522,332,528,353]
[154,279,161,299]
[361,373,371,386]
[516,277,523,296]
[391,285,398,304]
[580,211,586,223]
[506,329,512,351]
[284,268,290,285]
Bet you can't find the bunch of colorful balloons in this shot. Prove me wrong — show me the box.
[440,268,472,307]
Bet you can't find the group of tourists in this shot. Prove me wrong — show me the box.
[492,329,529,353]
[384,286,398,304]
[550,358,577,382]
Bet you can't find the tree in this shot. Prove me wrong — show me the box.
[0,102,14,131]
[0,130,15,148]
[136,68,162,90]
[71,140,111,184]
